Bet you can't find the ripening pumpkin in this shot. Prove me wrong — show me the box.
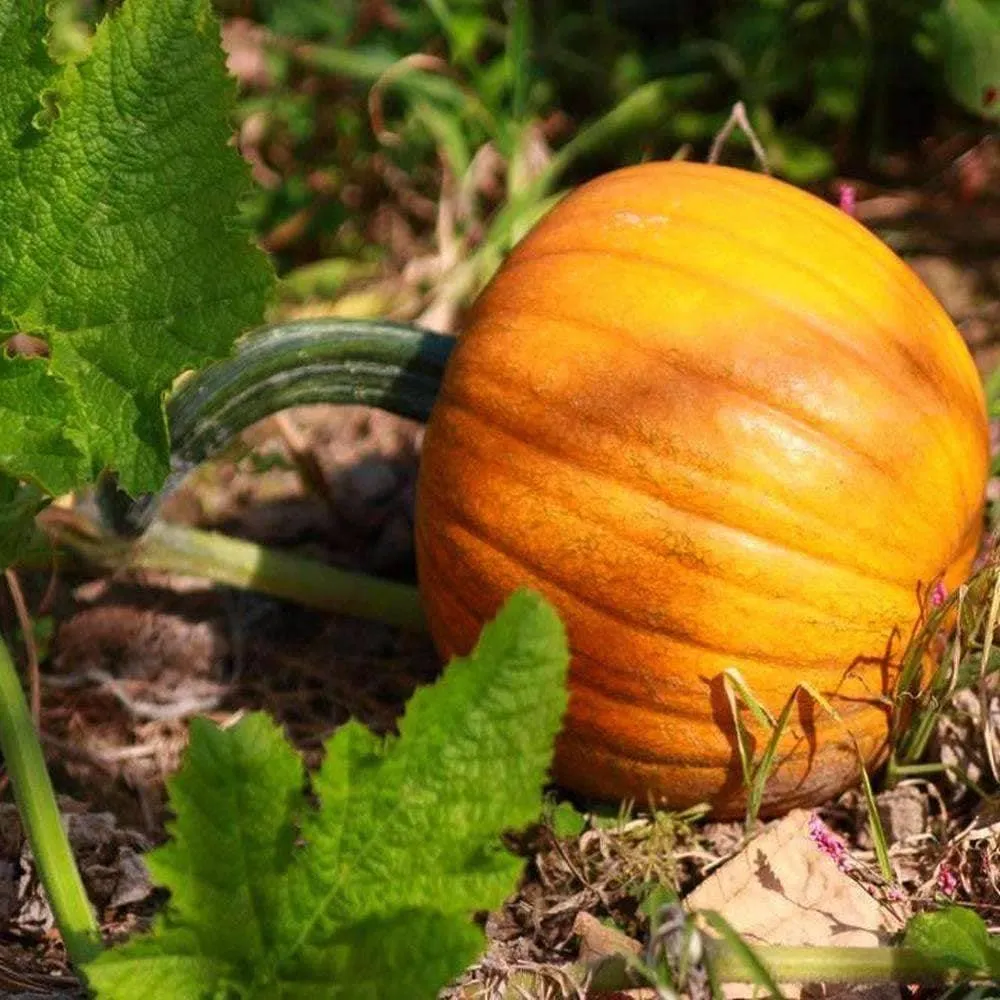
[414,161,989,818]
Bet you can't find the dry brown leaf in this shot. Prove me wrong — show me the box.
[686,810,903,1000]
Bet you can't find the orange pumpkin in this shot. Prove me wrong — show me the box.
[414,162,988,817]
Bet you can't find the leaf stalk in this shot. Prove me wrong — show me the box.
[0,636,101,966]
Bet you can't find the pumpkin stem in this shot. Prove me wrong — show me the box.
[100,318,452,534]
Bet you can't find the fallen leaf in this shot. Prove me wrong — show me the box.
[686,809,902,1000]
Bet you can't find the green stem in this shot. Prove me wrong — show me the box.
[100,319,452,536]
[169,319,451,462]
[710,943,961,985]
[458,942,973,998]
[0,636,101,966]
[86,319,449,623]
[889,760,991,800]
[49,518,426,633]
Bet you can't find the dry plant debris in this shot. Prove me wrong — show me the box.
[687,811,904,1000]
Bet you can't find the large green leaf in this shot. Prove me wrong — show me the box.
[0,0,273,560]
[86,592,569,999]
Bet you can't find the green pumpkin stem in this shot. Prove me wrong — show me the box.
[100,318,451,534]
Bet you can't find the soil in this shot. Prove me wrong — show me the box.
[4,164,1000,997]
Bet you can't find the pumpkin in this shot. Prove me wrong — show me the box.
[414,161,989,818]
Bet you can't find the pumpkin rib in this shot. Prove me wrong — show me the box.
[492,247,982,514]
[442,347,930,572]
[423,414,917,633]
[423,488,901,676]
[419,540,862,727]
[497,243,983,496]
[461,298,974,554]
[465,296,898,479]
[419,540,714,728]
[567,665,879,767]
[418,548,871,763]
[570,164,984,412]
[437,383,946,599]
[423,528,888,743]
[417,526,848,729]
[508,226,957,419]
[664,169,979,392]
[567,647,878,727]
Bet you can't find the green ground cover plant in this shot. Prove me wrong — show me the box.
[84,590,571,999]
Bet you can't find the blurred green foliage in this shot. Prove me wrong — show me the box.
[51,0,1000,280]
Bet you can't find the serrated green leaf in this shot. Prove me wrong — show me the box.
[547,798,588,839]
[903,906,999,974]
[0,0,274,563]
[85,591,570,1000]
[939,0,1000,119]
[274,911,486,1000]
[276,589,569,993]
[79,930,232,997]
[86,714,306,995]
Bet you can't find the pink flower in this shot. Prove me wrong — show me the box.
[937,864,958,897]
[837,183,857,217]
[930,580,948,608]
[809,813,850,871]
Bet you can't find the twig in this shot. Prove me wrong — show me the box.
[978,572,1000,783]
[43,668,227,722]
[4,569,40,726]
[272,410,339,519]
[368,52,457,146]
[708,101,770,173]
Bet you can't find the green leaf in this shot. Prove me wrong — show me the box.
[0,0,273,556]
[903,906,1000,974]
[86,713,306,994]
[939,0,1000,119]
[85,713,305,994]
[547,798,588,839]
[85,591,570,999]
[0,476,48,568]
[277,589,569,993]
[0,356,86,495]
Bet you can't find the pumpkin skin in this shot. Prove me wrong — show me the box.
[414,162,989,818]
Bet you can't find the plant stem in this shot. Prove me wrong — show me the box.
[709,943,959,985]
[459,941,976,998]
[0,636,101,966]
[48,517,427,632]
[97,318,453,535]
[169,318,451,466]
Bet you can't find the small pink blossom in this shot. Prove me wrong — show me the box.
[937,863,958,897]
[930,580,948,608]
[808,813,850,871]
[837,183,857,217]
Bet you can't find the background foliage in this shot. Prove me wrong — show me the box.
[51,0,1000,289]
